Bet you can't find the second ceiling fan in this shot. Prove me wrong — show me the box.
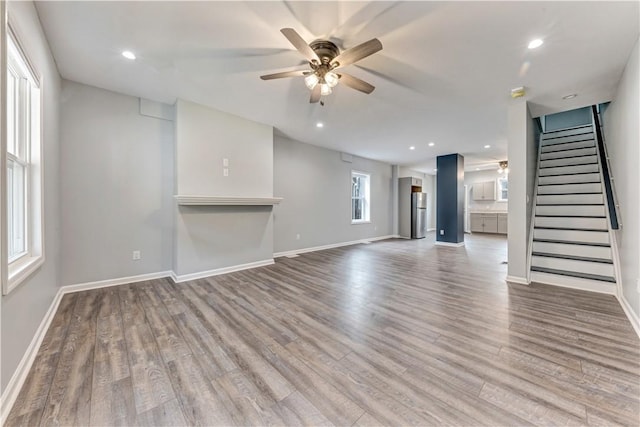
[260,28,382,103]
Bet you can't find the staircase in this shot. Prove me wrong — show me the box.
[530,122,618,294]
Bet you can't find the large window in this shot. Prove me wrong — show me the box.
[498,177,508,201]
[351,171,370,223]
[4,26,44,294]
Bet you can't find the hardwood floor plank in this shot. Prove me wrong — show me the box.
[6,234,639,426]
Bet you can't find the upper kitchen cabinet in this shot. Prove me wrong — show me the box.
[472,180,496,201]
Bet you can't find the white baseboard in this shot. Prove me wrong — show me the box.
[61,271,173,294]
[171,259,274,283]
[1,288,64,426]
[618,292,640,339]
[506,275,531,285]
[434,241,465,247]
[273,235,396,258]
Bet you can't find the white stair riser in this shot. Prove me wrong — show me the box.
[540,147,596,160]
[530,271,616,294]
[542,125,592,137]
[538,173,601,185]
[541,140,596,153]
[539,164,599,176]
[540,155,598,168]
[537,183,602,195]
[531,256,614,277]
[532,241,612,260]
[534,228,610,245]
[537,193,603,205]
[536,205,606,217]
[542,132,594,145]
[534,216,608,230]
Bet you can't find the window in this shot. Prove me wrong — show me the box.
[4,25,44,294]
[351,171,370,223]
[498,177,508,201]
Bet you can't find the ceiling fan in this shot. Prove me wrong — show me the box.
[260,28,382,104]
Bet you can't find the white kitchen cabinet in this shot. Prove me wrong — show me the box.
[472,181,496,201]
[470,212,506,234]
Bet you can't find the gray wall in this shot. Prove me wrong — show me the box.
[60,81,174,285]
[398,167,436,230]
[274,136,393,253]
[544,106,591,131]
[604,36,640,318]
[1,1,62,392]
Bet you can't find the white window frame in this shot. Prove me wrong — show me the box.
[497,177,508,202]
[2,21,45,295]
[351,171,371,224]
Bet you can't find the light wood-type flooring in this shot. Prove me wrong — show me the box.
[6,233,640,426]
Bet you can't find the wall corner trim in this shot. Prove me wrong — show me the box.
[618,292,640,339]
[506,275,531,285]
[273,235,397,258]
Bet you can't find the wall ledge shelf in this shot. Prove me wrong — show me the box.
[175,196,283,206]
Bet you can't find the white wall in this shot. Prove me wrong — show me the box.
[174,100,274,277]
[507,100,538,283]
[274,136,393,253]
[604,37,640,319]
[1,1,61,393]
[60,81,174,286]
[465,169,508,212]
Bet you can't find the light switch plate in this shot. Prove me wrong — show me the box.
[223,168,229,177]
[223,158,229,167]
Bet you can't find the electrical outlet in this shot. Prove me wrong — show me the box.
[223,158,229,167]
[223,168,229,177]
[296,233,300,240]
[440,230,445,235]
[132,250,141,261]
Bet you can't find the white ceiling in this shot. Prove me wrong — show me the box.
[35,1,639,174]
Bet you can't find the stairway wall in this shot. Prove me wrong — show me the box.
[604,36,640,319]
[506,100,539,283]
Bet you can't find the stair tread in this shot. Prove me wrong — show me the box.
[540,162,598,169]
[538,182,601,186]
[541,145,596,154]
[536,203,604,206]
[532,252,613,264]
[533,238,610,247]
[535,215,606,218]
[539,171,600,177]
[542,124,592,134]
[530,266,616,283]
[534,226,608,232]
[537,192,602,195]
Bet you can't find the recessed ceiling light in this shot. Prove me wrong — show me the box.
[122,50,136,60]
[476,168,480,171]
[528,39,543,49]
[316,122,324,128]
[562,94,577,100]
[409,146,415,150]
[428,142,435,147]
[484,145,491,149]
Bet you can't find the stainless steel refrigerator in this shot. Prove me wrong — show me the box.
[411,192,427,239]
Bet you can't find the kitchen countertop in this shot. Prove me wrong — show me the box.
[469,210,508,214]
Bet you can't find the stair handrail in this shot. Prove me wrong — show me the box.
[591,105,620,229]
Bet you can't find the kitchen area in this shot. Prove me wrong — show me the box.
[465,167,508,235]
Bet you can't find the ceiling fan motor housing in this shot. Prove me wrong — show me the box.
[310,40,340,64]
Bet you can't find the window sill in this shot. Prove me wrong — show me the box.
[6,254,45,294]
[351,220,371,225]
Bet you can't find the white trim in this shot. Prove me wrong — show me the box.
[506,275,531,285]
[618,292,640,339]
[171,259,274,283]
[434,241,465,247]
[1,288,63,426]
[427,228,436,231]
[273,235,396,258]
[175,196,283,206]
[530,271,617,295]
[6,254,44,293]
[62,271,172,294]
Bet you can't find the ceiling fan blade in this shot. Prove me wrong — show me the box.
[309,85,321,103]
[338,73,375,94]
[280,28,319,63]
[331,38,382,68]
[260,69,309,80]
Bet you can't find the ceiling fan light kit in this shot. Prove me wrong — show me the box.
[260,28,382,104]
